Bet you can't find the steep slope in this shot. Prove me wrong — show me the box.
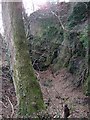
[39,69,89,118]
[25,2,89,90]
[1,1,90,118]
[24,3,90,117]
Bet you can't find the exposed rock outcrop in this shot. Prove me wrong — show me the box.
[24,2,88,89]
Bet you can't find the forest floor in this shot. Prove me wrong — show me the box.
[1,65,89,118]
[38,68,89,118]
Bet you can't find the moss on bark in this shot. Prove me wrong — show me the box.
[8,2,45,116]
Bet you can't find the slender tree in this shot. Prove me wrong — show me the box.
[2,1,45,116]
[87,2,90,115]
[85,2,90,97]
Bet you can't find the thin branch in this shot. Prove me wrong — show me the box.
[0,100,8,108]
[5,95,14,118]
[35,70,40,79]
[32,59,40,71]
[50,11,68,31]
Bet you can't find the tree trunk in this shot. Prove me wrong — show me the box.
[87,3,90,116]
[2,2,45,116]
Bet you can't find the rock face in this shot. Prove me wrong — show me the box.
[24,2,88,89]
[24,3,73,71]
[55,32,88,87]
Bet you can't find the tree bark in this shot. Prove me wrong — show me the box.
[2,2,44,116]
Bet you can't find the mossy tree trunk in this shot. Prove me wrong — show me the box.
[87,3,90,116]
[3,2,45,116]
[86,3,90,96]
[88,4,90,75]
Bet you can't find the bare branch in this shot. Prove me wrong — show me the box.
[5,96,14,118]
[0,100,8,108]
[34,70,40,79]
[50,11,68,31]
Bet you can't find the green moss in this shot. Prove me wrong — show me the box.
[80,27,88,49]
[14,43,45,116]
[84,75,90,96]
[68,3,87,28]
[9,2,45,116]
[15,38,45,115]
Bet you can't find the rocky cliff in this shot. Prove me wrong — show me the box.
[25,2,89,90]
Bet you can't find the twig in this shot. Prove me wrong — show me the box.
[50,11,68,32]
[32,59,40,71]
[53,86,62,99]
[0,100,8,108]
[34,70,40,79]
[45,88,61,114]
[5,95,14,118]
[52,86,65,111]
